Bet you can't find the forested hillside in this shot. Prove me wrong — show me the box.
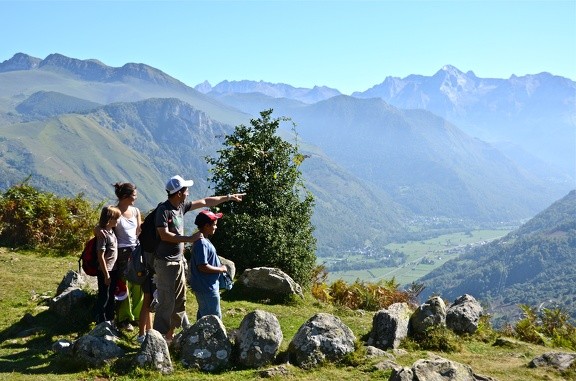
[418,190,576,324]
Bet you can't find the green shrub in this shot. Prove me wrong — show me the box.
[473,314,499,343]
[0,181,101,254]
[563,361,576,380]
[311,272,411,311]
[510,304,576,350]
[402,325,463,352]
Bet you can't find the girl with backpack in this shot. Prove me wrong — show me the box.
[94,205,122,324]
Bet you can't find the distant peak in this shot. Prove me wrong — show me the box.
[40,53,111,72]
[466,70,477,78]
[42,53,106,67]
[439,65,465,76]
[0,53,42,72]
[38,53,113,81]
[194,80,213,93]
[11,53,184,86]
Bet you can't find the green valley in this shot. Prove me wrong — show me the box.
[323,229,513,285]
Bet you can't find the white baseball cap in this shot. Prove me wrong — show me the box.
[165,175,194,195]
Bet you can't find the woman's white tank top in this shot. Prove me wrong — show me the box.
[115,206,139,248]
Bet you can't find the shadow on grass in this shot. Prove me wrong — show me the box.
[0,295,98,374]
[221,283,303,306]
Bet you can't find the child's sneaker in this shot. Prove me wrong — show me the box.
[136,334,146,344]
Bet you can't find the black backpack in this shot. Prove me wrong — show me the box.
[124,245,148,285]
[138,203,161,253]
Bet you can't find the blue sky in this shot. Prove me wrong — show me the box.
[1,0,575,94]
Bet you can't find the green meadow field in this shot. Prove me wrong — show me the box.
[325,229,511,285]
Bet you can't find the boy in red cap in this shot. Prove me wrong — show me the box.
[189,210,229,320]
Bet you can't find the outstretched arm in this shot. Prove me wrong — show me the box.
[189,193,246,210]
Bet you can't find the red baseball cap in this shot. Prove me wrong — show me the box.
[194,210,223,226]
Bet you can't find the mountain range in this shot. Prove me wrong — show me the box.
[0,52,574,257]
[198,65,576,178]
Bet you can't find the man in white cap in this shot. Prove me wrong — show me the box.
[153,175,244,342]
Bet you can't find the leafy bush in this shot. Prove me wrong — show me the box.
[0,180,100,254]
[473,314,499,343]
[311,266,411,311]
[311,265,333,303]
[509,304,576,350]
[563,361,576,380]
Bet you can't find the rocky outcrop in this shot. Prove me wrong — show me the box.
[391,356,499,381]
[56,270,97,296]
[50,287,89,318]
[368,302,412,350]
[134,329,173,374]
[238,267,303,297]
[446,294,483,334]
[219,256,236,279]
[71,321,124,367]
[529,351,576,371]
[409,296,446,336]
[178,315,231,372]
[234,309,283,368]
[288,312,356,368]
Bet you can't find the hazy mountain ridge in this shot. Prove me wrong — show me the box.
[353,65,575,115]
[0,53,250,127]
[2,53,184,87]
[201,65,575,177]
[206,91,308,118]
[212,93,562,221]
[196,79,342,104]
[15,91,102,119]
[0,52,41,72]
[352,65,576,175]
[418,190,576,322]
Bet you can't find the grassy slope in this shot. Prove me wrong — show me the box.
[0,69,250,127]
[0,248,571,381]
[0,114,167,206]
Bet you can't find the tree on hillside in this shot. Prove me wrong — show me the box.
[206,109,316,287]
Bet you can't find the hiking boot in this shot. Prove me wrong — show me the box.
[136,334,146,344]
